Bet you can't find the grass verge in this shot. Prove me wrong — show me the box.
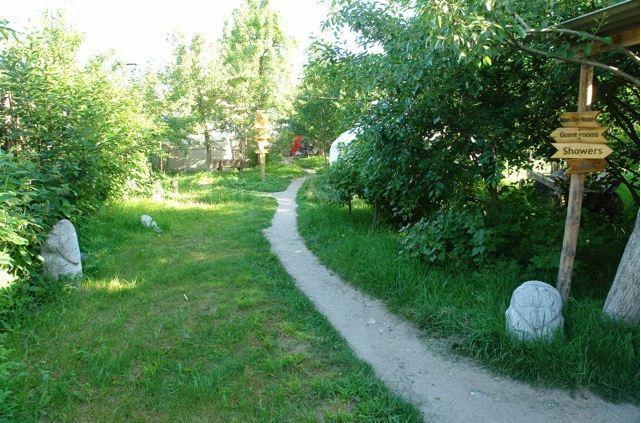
[297,175,640,403]
[2,171,420,421]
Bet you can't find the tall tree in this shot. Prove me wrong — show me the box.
[220,0,294,160]
[290,44,366,158]
[162,33,228,170]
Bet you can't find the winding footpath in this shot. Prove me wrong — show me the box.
[264,177,639,423]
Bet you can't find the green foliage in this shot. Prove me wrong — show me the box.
[160,33,230,168]
[220,0,295,160]
[0,13,154,208]
[302,0,638,304]
[0,14,157,323]
[301,0,638,225]
[289,46,365,155]
[0,153,76,279]
[400,206,495,264]
[155,1,296,168]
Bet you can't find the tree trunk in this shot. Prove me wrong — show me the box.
[158,141,164,173]
[603,211,640,325]
[204,129,213,171]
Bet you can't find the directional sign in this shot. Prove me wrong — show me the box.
[550,127,607,143]
[566,159,607,174]
[552,143,612,159]
[559,111,601,128]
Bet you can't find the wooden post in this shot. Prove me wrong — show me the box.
[259,152,266,182]
[556,64,593,302]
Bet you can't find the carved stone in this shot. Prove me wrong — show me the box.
[506,281,564,341]
[41,219,83,281]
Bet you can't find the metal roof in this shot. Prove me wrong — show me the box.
[560,0,639,36]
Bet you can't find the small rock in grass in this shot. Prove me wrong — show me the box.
[505,281,564,341]
[140,215,162,233]
[41,219,83,282]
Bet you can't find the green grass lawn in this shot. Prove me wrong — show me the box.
[293,156,328,171]
[2,168,420,421]
[297,175,640,403]
[163,162,308,193]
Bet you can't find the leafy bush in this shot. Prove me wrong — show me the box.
[0,153,76,277]
[397,183,632,284]
[400,205,498,264]
[0,153,76,324]
[0,15,156,322]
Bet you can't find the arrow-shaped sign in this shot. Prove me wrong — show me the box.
[559,111,601,128]
[566,159,607,174]
[552,143,612,159]
[551,127,607,143]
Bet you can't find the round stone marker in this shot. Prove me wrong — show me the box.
[505,281,564,341]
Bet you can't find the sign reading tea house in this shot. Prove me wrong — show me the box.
[559,111,601,128]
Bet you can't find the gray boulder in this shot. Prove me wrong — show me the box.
[41,219,83,281]
[505,281,564,341]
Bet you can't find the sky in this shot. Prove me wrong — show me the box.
[4,0,329,72]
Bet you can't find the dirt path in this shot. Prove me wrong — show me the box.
[264,177,639,423]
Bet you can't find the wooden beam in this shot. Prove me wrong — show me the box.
[572,27,640,58]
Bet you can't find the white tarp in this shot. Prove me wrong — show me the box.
[329,130,358,164]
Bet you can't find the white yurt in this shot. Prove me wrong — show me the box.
[329,130,358,164]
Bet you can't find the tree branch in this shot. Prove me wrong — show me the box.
[528,27,641,65]
[508,39,640,86]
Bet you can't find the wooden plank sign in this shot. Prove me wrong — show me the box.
[552,143,612,159]
[551,127,607,143]
[566,159,607,174]
[559,111,601,128]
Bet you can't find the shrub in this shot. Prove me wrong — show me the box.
[399,205,498,264]
[0,153,76,324]
[0,14,156,323]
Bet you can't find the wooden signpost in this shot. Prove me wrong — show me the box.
[254,111,271,182]
[552,64,613,303]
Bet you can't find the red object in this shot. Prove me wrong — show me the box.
[290,136,303,156]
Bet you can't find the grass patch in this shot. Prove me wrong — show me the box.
[2,172,420,421]
[294,156,328,171]
[297,175,640,403]
[164,162,306,193]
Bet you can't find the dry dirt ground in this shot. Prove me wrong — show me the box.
[264,177,640,423]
